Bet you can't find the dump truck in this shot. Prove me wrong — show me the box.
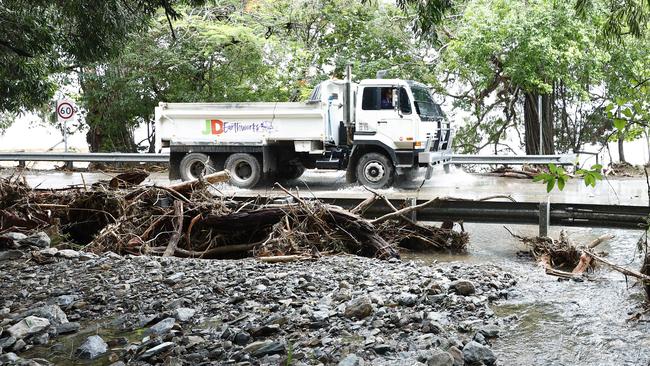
[155,68,453,189]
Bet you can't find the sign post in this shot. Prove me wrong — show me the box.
[56,100,76,154]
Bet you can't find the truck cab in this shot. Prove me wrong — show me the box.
[348,79,452,187]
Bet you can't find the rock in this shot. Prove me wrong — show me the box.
[22,304,68,325]
[234,332,251,346]
[344,296,373,319]
[426,349,454,366]
[146,317,176,335]
[250,324,280,337]
[139,341,176,360]
[57,249,80,259]
[449,280,476,296]
[186,335,205,348]
[19,231,50,248]
[447,346,463,366]
[0,250,24,261]
[11,339,26,352]
[164,272,185,285]
[0,353,19,364]
[7,316,50,339]
[479,325,500,338]
[79,252,99,261]
[242,340,285,357]
[338,354,365,366]
[173,308,195,322]
[53,295,76,307]
[373,344,394,355]
[76,335,108,360]
[397,292,418,307]
[0,336,16,349]
[1,232,27,245]
[56,322,80,334]
[462,341,496,365]
[39,248,59,257]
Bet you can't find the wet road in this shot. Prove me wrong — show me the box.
[1,167,647,205]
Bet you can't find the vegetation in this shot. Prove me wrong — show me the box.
[0,0,648,157]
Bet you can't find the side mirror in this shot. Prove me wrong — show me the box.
[392,88,400,112]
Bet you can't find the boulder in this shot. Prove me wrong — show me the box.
[7,316,50,339]
[146,317,176,335]
[173,308,195,322]
[449,280,476,296]
[344,296,373,319]
[22,305,68,326]
[427,349,454,366]
[19,232,50,248]
[462,341,496,365]
[76,335,108,360]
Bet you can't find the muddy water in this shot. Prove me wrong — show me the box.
[405,223,650,366]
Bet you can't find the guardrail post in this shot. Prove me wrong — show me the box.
[17,161,25,169]
[410,197,417,222]
[539,201,549,237]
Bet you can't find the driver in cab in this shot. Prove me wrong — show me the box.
[380,88,393,109]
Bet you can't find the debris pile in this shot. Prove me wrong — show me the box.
[0,171,468,260]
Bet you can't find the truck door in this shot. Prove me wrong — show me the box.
[357,85,416,150]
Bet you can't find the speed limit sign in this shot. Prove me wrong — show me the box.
[56,100,76,123]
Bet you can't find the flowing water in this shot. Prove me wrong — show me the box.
[406,223,650,366]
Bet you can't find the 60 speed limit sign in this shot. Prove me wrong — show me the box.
[56,100,76,122]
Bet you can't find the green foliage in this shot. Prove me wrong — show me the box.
[534,163,603,192]
[533,164,570,192]
[0,0,203,114]
[577,164,604,187]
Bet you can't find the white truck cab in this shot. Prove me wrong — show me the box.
[155,69,452,189]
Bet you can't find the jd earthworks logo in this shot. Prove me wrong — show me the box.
[202,119,274,135]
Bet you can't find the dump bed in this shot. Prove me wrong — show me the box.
[155,101,325,150]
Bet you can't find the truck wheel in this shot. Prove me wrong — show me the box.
[278,163,306,180]
[356,152,394,189]
[225,153,261,188]
[179,153,215,181]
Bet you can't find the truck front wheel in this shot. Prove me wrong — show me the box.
[225,153,261,188]
[356,152,394,189]
[179,153,216,181]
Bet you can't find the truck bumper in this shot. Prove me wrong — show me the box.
[417,130,454,179]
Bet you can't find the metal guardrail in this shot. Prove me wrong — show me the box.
[239,196,649,230]
[0,152,168,163]
[0,152,576,166]
[450,154,576,165]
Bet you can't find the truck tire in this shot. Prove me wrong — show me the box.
[179,153,215,181]
[225,153,261,188]
[278,163,306,180]
[356,152,394,189]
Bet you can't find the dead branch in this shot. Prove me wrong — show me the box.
[163,200,184,257]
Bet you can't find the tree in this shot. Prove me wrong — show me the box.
[0,0,201,114]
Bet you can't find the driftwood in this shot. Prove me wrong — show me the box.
[0,172,467,260]
[167,170,230,194]
[572,234,615,274]
[583,250,650,283]
[163,200,184,257]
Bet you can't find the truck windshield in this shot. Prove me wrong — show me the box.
[411,87,444,120]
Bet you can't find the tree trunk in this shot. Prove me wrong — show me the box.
[524,91,554,155]
[618,130,626,163]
